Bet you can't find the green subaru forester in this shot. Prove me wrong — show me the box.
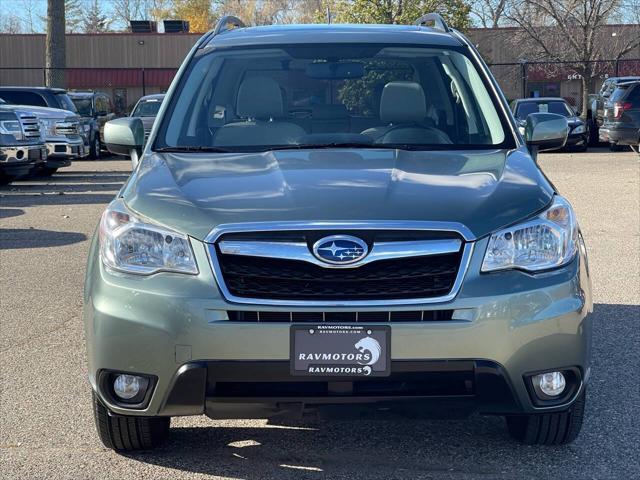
[86,14,592,451]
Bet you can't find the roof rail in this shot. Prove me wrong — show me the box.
[414,13,450,33]
[213,15,246,36]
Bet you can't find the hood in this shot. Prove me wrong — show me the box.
[122,147,554,241]
[12,105,77,120]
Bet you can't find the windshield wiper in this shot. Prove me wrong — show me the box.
[268,142,381,151]
[154,146,232,153]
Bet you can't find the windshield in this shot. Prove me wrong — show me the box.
[133,99,162,117]
[515,100,573,120]
[56,93,78,113]
[71,98,92,116]
[155,44,509,152]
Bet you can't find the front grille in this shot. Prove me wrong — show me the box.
[227,310,454,322]
[19,115,41,139]
[214,230,464,301]
[55,121,80,137]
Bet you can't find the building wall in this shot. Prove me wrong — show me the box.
[1,26,639,108]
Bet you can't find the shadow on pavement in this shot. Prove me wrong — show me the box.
[123,303,640,479]
[0,169,129,207]
[0,228,87,249]
[0,208,25,219]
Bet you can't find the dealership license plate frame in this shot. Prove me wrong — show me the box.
[290,324,391,377]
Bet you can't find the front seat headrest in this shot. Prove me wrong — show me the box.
[380,81,426,123]
[236,77,284,119]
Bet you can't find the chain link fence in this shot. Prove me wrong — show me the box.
[1,59,639,115]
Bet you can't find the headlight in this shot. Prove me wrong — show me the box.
[0,119,23,140]
[99,199,198,275]
[572,124,585,134]
[482,196,578,272]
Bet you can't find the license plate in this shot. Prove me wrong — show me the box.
[291,324,390,377]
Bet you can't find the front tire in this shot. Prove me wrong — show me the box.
[92,392,170,451]
[506,389,585,445]
[89,136,101,160]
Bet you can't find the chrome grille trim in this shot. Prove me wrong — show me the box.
[55,121,80,137]
[206,220,476,243]
[218,238,463,269]
[205,221,475,307]
[18,115,41,139]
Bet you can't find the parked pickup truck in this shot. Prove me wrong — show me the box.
[0,86,89,167]
[21,106,85,175]
[0,101,47,183]
[69,91,116,159]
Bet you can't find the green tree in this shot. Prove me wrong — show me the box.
[172,0,215,32]
[324,0,471,29]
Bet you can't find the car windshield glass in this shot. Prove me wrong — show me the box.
[515,100,573,119]
[133,100,162,117]
[72,98,92,116]
[155,44,508,152]
[56,93,78,113]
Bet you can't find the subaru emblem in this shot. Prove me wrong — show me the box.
[312,235,368,265]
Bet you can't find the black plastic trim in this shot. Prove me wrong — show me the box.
[157,359,529,417]
[158,363,207,416]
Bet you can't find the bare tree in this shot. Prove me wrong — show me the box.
[470,0,509,27]
[46,0,66,88]
[506,0,640,114]
[83,0,111,32]
[0,15,23,33]
[111,0,149,29]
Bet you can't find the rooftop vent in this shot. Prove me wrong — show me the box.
[130,20,157,33]
[163,20,190,33]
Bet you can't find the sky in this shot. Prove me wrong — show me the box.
[0,0,130,32]
[1,0,638,33]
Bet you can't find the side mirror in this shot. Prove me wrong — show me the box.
[525,113,568,153]
[104,117,144,168]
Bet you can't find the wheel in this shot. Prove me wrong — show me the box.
[89,135,101,159]
[92,391,170,451]
[587,119,598,146]
[506,389,585,445]
[609,143,624,152]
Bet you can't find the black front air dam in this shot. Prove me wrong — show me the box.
[157,360,525,419]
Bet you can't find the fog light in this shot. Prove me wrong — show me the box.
[534,371,566,397]
[113,374,142,400]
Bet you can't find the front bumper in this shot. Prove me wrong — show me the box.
[84,234,593,418]
[0,144,47,175]
[565,131,588,148]
[46,139,85,159]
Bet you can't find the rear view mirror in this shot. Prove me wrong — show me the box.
[306,62,364,79]
[525,113,568,153]
[104,117,144,168]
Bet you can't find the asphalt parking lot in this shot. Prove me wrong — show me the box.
[1,148,639,479]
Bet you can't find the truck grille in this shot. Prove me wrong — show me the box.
[211,230,466,303]
[19,115,41,139]
[227,310,454,322]
[55,121,80,137]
